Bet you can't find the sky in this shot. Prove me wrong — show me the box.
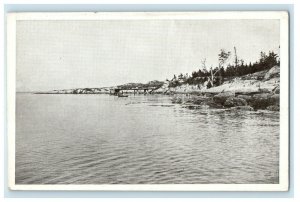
[16,19,280,92]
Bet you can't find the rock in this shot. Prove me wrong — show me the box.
[204,100,224,109]
[252,93,271,100]
[269,94,280,105]
[264,65,280,80]
[204,93,215,97]
[213,92,235,105]
[73,89,82,94]
[266,105,280,111]
[259,88,271,93]
[237,95,252,102]
[224,97,247,108]
[171,97,183,104]
[192,98,204,105]
[194,96,211,105]
[273,85,280,94]
[229,106,254,111]
[184,99,194,104]
[250,93,272,110]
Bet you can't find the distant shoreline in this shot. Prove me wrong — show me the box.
[21,66,280,111]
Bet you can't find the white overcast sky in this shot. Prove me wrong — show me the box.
[16,20,279,92]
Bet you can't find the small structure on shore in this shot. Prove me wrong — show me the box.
[110,88,122,95]
[109,86,159,95]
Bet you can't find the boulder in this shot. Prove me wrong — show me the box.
[259,88,271,93]
[266,105,280,111]
[171,97,183,104]
[192,98,204,105]
[187,96,211,105]
[252,93,271,100]
[202,100,224,109]
[184,99,194,104]
[204,93,215,97]
[269,94,280,105]
[250,93,272,110]
[224,97,247,108]
[237,95,252,102]
[213,92,235,105]
[273,85,280,94]
[264,66,280,80]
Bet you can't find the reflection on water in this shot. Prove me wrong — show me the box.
[16,93,279,184]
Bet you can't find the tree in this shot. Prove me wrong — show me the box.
[178,73,184,81]
[265,51,278,68]
[234,46,238,67]
[208,66,220,87]
[217,66,225,85]
[201,58,208,73]
[206,49,231,87]
[218,49,231,68]
[166,48,280,89]
[173,74,177,81]
[258,51,278,70]
[259,51,267,63]
[191,71,197,78]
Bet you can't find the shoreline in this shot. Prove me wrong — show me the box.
[31,66,280,111]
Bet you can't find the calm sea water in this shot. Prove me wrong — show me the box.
[16,93,279,184]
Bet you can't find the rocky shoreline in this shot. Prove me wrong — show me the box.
[171,91,279,111]
[35,66,280,111]
[170,66,280,111]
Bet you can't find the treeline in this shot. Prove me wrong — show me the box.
[168,49,280,88]
[118,80,165,90]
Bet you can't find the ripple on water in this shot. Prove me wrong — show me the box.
[16,94,280,184]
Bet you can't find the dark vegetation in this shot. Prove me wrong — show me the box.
[117,80,165,90]
[168,48,280,88]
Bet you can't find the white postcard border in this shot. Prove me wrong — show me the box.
[7,11,289,191]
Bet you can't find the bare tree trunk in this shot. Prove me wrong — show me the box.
[209,68,221,87]
[234,46,238,67]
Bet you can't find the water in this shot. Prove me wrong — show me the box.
[16,93,279,184]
